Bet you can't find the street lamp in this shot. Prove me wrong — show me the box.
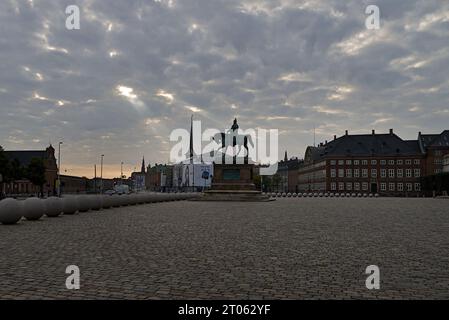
[58,142,63,197]
[100,154,104,194]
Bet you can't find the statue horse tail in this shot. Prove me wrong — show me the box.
[245,135,254,148]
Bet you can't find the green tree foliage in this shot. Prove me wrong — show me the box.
[26,158,46,197]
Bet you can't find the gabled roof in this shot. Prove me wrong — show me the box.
[4,150,47,166]
[305,131,422,163]
[419,130,449,150]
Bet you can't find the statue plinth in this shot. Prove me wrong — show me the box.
[193,163,273,202]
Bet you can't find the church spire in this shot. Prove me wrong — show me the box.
[141,156,145,173]
[284,150,288,162]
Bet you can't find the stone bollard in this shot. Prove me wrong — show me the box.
[22,197,45,221]
[102,195,113,209]
[62,197,78,215]
[90,196,102,211]
[0,198,23,224]
[78,195,91,212]
[44,197,63,217]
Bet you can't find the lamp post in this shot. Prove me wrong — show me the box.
[121,162,123,184]
[100,154,104,194]
[58,142,63,197]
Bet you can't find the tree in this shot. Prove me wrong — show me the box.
[0,146,9,198]
[0,145,9,180]
[26,158,46,198]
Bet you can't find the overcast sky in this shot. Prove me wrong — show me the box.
[1,0,448,178]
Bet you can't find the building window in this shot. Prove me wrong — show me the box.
[406,169,412,178]
[414,159,420,165]
[354,169,360,178]
[346,182,352,190]
[389,183,395,191]
[398,183,403,191]
[397,169,403,178]
[380,160,386,165]
[414,169,420,178]
[346,160,352,165]
[380,183,386,191]
[371,160,377,165]
[407,183,413,191]
[388,160,395,165]
[362,160,368,165]
[339,182,345,191]
[346,169,352,178]
[397,159,403,165]
[362,182,368,191]
[435,150,442,156]
[389,169,395,178]
[330,160,336,165]
[381,169,386,178]
[415,183,421,191]
[331,169,336,178]
[331,182,336,190]
[338,169,344,178]
[354,182,360,191]
[435,169,442,174]
[362,169,368,178]
[371,169,377,178]
[338,160,344,165]
[434,159,442,165]
[354,160,359,165]
[406,159,412,165]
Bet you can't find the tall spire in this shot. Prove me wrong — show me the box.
[284,150,288,162]
[141,156,145,173]
[189,114,194,162]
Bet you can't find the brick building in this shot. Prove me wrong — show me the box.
[298,129,426,196]
[276,152,303,193]
[418,130,449,175]
[60,175,88,194]
[3,145,58,196]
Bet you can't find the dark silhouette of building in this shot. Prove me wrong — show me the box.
[3,145,58,195]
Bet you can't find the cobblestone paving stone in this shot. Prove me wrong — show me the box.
[0,198,448,299]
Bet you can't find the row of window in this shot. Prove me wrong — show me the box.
[330,159,421,166]
[330,182,421,192]
[330,168,420,178]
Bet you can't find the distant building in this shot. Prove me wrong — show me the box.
[418,130,449,175]
[146,163,173,191]
[443,154,449,173]
[276,151,303,193]
[60,175,87,194]
[3,145,58,195]
[298,129,425,196]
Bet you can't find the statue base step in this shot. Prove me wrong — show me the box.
[191,190,274,202]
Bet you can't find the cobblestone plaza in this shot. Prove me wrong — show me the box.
[1,198,448,299]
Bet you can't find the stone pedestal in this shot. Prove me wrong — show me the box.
[193,163,273,202]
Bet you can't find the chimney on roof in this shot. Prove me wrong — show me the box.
[345,130,348,136]
[325,140,328,144]
[419,131,422,135]
[372,129,375,135]
[389,129,393,135]
[334,135,337,140]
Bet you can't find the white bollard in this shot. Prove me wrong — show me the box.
[23,197,45,220]
[0,198,23,224]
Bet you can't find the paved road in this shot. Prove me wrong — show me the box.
[1,198,448,299]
